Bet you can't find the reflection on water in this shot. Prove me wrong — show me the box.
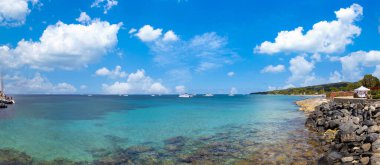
[0,95,322,164]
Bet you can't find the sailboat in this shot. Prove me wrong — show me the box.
[229,87,237,96]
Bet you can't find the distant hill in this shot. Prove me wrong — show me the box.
[251,82,355,95]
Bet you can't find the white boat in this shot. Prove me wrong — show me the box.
[87,94,92,97]
[151,94,156,97]
[179,93,192,98]
[123,95,128,97]
[204,93,214,97]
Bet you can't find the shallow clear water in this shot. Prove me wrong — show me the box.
[0,95,315,163]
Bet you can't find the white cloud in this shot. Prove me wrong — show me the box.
[0,15,122,70]
[128,28,137,34]
[340,50,380,81]
[163,30,179,42]
[175,85,186,93]
[373,65,380,79]
[80,85,87,90]
[329,71,342,83]
[227,71,235,77]
[76,12,91,24]
[135,25,163,42]
[288,56,315,84]
[4,73,76,94]
[261,64,285,73]
[95,65,127,79]
[311,53,321,62]
[91,0,118,14]
[0,0,40,26]
[255,4,362,54]
[102,69,169,94]
[147,31,237,72]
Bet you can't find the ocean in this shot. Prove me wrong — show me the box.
[0,95,322,164]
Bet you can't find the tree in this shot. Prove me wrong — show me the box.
[360,74,380,88]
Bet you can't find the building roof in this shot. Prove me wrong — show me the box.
[354,86,370,92]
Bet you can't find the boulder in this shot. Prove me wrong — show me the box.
[339,120,359,134]
[340,133,363,142]
[373,139,380,153]
[362,143,371,152]
[361,157,370,165]
[365,133,379,143]
[356,125,368,135]
[341,156,353,162]
[352,117,360,125]
[363,120,377,127]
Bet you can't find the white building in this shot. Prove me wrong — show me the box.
[354,86,370,98]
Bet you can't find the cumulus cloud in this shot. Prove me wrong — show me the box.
[76,12,91,24]
[0,14,122,70]
[340,50,380,81]
[4,73,76,94]
[261,64,285,73]
[135,25,163,42]
[175,85,186,93]
[0,0,40,26]
[288,56,315,84]
[91,0,118,14]
[255,4,362,54]
[329,71,343,83]
[227,71,235,77]
[163,30,179,42]
[102,69,169,94]
[95,65,127,79]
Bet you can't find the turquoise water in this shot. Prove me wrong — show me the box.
[0,95,312,163]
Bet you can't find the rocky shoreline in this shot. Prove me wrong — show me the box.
[296,97,329,112]
[305,99,380,164]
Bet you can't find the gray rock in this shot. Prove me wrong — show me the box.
[363,120,376,126]
[368,125,380,133]
[327,151,342,161]
[339,120,359,134]
[356,125,368,135]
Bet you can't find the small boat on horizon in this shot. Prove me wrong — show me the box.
[204,93,214,97]
[179,93,193,98]
[87,94,93,97]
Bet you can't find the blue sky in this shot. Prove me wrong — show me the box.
[0,0,380,94]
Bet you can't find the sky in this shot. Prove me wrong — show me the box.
[0,0,380,94]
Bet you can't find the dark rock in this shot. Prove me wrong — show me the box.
[327,151,342,161]
[164,136,186,145]
[328,120,340,129]
[365,133,379,143]
[126,146,154,154]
